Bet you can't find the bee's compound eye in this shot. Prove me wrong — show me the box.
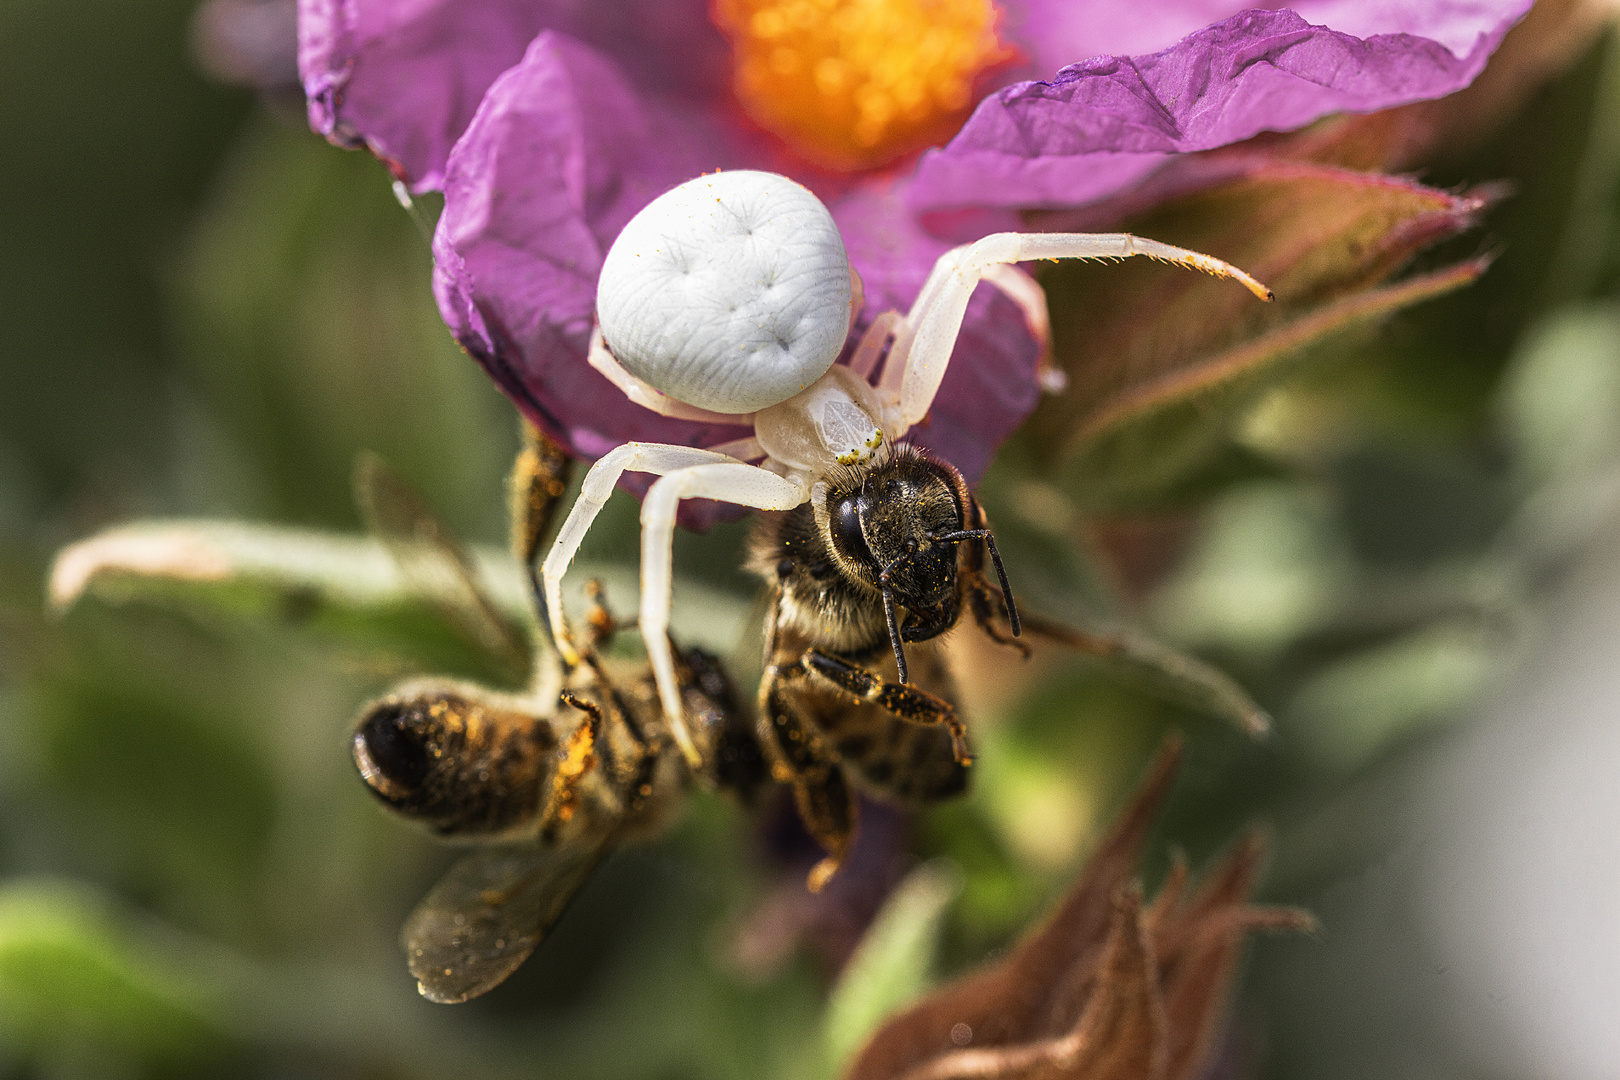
[596,170,852,414]
[829,493,876,569]
[354,703,431,801]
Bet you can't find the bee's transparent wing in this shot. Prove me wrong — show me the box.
[403,841,609,1003]
[354,452,530,681]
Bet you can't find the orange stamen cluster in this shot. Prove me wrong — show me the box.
[711,0,1013,171]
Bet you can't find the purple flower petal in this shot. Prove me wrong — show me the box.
[297,0,727,191]
[914,3,1532,217]
[1004,0,1527,75]
[432,31,748,462]
[1005,0,1258,73]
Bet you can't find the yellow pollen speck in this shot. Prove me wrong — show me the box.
[711,0,1014,171]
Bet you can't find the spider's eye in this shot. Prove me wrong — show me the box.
[829,493,876,570]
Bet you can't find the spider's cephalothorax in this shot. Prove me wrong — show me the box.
[536,169,1272,880]
[744,444,1022,888]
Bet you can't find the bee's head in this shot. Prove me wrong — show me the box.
[820,446,1019,683]
[826,451,962,613]
[352,687,554,837]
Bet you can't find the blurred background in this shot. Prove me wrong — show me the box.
[3,1,1620,1077]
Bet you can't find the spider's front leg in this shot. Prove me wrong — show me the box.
[885,232,1273,428]
[639,462,809,767]
[541,443,744,670]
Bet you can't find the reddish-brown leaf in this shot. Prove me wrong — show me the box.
[1149,832,1316,1080]
[844,741,1183,1080]
[1047,887,1167,1080]
[877,890,1167,1080]
[844,738,1312,1080]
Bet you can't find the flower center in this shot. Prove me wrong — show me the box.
[711,0,1013,171]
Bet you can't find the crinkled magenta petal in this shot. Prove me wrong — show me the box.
[296,0,726,191]
[1003,0,1530,75]
[432,32,748,470]
[915,3,1532,217]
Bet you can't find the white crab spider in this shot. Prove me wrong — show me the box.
[542,170,1271,768]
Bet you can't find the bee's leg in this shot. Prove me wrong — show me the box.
[756,670,858,892]
[682,647,767,802]
[581,579,619,650]
[966,573,1032,657]
[510,422,574,649]
[542,692,604,840]
[802,650,974,767]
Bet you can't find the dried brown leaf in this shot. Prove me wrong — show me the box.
[844,741,1182,1080]
[1043,887,1167,1080]
[845,739,1312,1080]
[883,890,1166,1080]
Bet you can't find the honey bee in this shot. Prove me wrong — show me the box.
[744,440,1272,891]
[351,426,763,1002]
[746,443,1018,889]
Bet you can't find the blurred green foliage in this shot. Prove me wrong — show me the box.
[2,4,1619,1078]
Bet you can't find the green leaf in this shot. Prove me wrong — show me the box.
[822,862,963,1077]
[48,519,752,672]
[1024,164,1492,509]
[0,881,222,1064]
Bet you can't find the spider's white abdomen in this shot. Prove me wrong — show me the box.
[596,171,853,415]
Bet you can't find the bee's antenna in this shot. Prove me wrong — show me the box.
[933,529,1021,637]
[859,497,913,685]
[877,575,909,685]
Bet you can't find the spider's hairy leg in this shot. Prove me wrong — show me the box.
[640,461,808,768]
[889,232,1273,428]
[588,326,759,425]
[1015,232,1273,299]
[708,434,767,462]
[541,443,742,669]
